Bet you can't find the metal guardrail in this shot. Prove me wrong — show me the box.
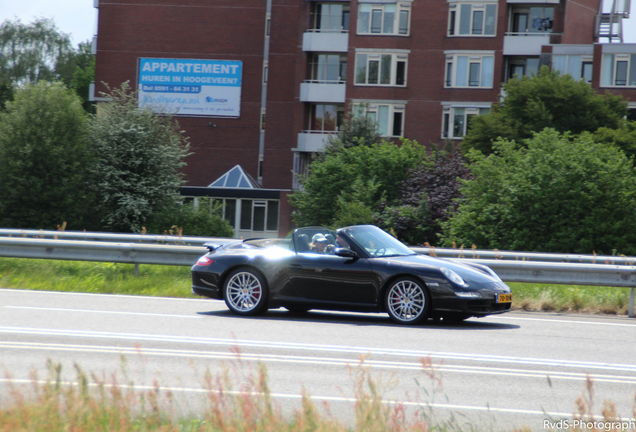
[0,233,634,317]
[4,229,636,266]
[0,228,235,246]
[414,247,636,266]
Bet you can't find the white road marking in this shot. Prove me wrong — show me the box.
[487,315,636,328]
[2,376,627,421]
[1,326,636,373]
[4,305,202,319]
[1,341,636,384]
[0,287,208,301]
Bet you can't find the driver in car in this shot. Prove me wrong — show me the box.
[310,233,335,254]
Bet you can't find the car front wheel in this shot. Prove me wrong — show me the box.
[223,268,268,316]
[385,277,429,325]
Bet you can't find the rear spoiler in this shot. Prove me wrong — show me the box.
[203,242,224,252]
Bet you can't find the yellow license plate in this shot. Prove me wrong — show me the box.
[497,293,512,303]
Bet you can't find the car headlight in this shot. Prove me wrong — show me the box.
[441,267,467,287]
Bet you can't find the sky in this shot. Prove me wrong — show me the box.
[0,0,634,47]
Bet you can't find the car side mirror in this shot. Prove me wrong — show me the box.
[334,247,358,258]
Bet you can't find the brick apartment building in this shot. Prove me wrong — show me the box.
[92,0,634,238]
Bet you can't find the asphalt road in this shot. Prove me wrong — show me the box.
[1,288,635,430]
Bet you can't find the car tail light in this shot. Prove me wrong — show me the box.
[196,256,214,266]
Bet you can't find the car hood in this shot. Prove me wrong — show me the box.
[380,254,503,284]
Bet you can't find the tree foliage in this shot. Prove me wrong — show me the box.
[376,149,472,246]
[593,119,636,161]
[322,109,382,154]
[289,140,428,228]
[0,18,95,111]
[443,129,636,255]
[0,18,73,85]
[90,83,190,233]
[462,67,628,154]
[0,81,95,229]
[145,199,235,237]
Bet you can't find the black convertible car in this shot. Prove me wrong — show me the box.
[191,225,511,324]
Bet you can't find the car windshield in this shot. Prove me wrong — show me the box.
[340,225,416,258]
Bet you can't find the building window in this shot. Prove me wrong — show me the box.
[601,54,636,87]
[293,152,313,190]
[353,103,405,137]
[357,3,411,36]
[442,106,490,139]
[445,52,494,88]
[448,3,497,36]
[355,52,408,86]
[311,3,350,32]
[263,62,268,84]
[215,198,278,233]
[308,104,345,132]
[507,57,540,80]
[552,55,594,83]
[510,6,554,34]
[308,53,347,82]
[260,109,266,131]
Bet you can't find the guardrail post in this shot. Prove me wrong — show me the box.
[134,263,140,277]
[630,287,635,318]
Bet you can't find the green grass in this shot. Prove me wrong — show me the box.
[509,282,631,315]
[0,258,631,315]
[0,258,193,298]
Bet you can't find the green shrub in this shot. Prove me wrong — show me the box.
[145,199,234,238]
[443,128,636,255]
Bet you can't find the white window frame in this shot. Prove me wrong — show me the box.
[353,101,406,137]
[601,54,636,87]
[441,104,491,139]
[448,2,497,37]
[357,2,412,36]
[355,50,409,86]
[444,51,495,88]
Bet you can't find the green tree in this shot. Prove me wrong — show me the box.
[90,83,190,233]
[462,67,628,154]
[322,108,382,154]
[0,19,95,112]
[289,140,428,227]
[593,119,636,161]
[0,18,72,84]
[443,129,636,255]
[0,81,95,229]
[66,41,96,113]
[376,149,472,246]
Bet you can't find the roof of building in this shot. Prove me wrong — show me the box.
[208,165,261,188]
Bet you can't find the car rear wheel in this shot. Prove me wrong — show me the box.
[385,278,429,325]
[223,268,268,316]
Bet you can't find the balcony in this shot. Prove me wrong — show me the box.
[300,81,346,103]
[503,34,551,55]
[295,131,335,152]
[302,31,349,52]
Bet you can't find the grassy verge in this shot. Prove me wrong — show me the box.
[0,257,632,315]
[0,258,192,298]
[509,282,631,315]
[1,353,633,431]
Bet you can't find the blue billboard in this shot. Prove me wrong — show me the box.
[138,58,242,117]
